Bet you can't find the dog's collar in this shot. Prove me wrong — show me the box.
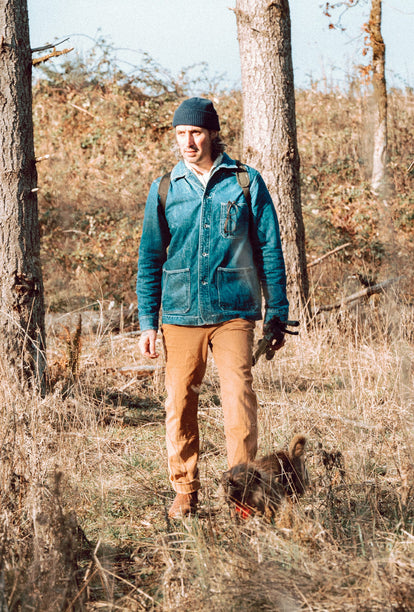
[235,502,254,519]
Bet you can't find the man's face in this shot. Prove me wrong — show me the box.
[175,125,217,166]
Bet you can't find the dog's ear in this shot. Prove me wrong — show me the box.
[289,434,306,459]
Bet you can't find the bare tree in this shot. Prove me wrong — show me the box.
[0,0,46,388]
[367,0,388,198]
[324,0,389,197]
[235,0,309,319]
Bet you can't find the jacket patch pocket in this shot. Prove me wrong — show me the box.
[162,268,191,314]
[217,266,260,311]
[220,201,248,239]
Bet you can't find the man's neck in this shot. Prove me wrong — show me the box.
[186,158,214,175]
[184,154,223,188]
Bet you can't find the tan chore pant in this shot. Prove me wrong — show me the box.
[162,318,258,494]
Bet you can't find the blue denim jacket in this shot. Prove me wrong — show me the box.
[137,153,288,330]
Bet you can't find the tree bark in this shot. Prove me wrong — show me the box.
[235,0,309,319]
[0,0,46,388]
[368,0,388,198]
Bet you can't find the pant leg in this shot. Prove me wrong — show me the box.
[209,318,258,468]
[162,324,209,494]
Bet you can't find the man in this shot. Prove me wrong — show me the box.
[137,97,288,518]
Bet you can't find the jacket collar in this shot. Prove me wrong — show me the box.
[170,152,238,182]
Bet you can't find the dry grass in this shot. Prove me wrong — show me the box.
[1,293,413,610]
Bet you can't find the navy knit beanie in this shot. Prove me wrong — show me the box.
[172,97,220,131]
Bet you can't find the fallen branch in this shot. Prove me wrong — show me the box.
[314,277,400,314]
[307,242,351,269]
[111,330,143,339]
[118,365,162,377]
[46,307,138,336]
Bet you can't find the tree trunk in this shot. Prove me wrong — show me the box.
[0,0,46,389]
[235,0,309,319]
[368,0,388,198]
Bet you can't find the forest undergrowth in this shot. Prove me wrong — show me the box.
[0,51,413,610]
[32,50,414,311]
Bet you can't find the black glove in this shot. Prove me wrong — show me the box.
[253,316,299,365]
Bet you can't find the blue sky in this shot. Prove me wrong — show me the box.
[28,0,414,91]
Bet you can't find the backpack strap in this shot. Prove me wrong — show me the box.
[158,171,171,211]
[235,160,251,208]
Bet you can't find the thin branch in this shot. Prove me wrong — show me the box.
[31,37,70,53]
[32,47,73,66]
[307,242,351,269]
[67,102,100,120]
[35,154,50,163]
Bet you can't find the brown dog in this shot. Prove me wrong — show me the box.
[221,434,308,519]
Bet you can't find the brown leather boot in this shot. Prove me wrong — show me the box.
[168,491,198,519]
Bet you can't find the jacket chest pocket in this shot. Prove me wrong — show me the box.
[219,201,249,239]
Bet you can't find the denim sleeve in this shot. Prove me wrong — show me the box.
[136,180,171,331]
[248,172,289,324]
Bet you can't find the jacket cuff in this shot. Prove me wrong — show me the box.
[138,314,159,332]
[264,308,290,326]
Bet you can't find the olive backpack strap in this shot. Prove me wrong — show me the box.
[235,160,251,208]
[157,171,171,211]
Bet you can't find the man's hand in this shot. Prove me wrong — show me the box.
[252,316,299,365]
[138,329,159,359]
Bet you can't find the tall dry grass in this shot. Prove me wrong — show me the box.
[1,291,413,610]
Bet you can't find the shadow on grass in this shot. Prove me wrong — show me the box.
[90,386,165,425]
